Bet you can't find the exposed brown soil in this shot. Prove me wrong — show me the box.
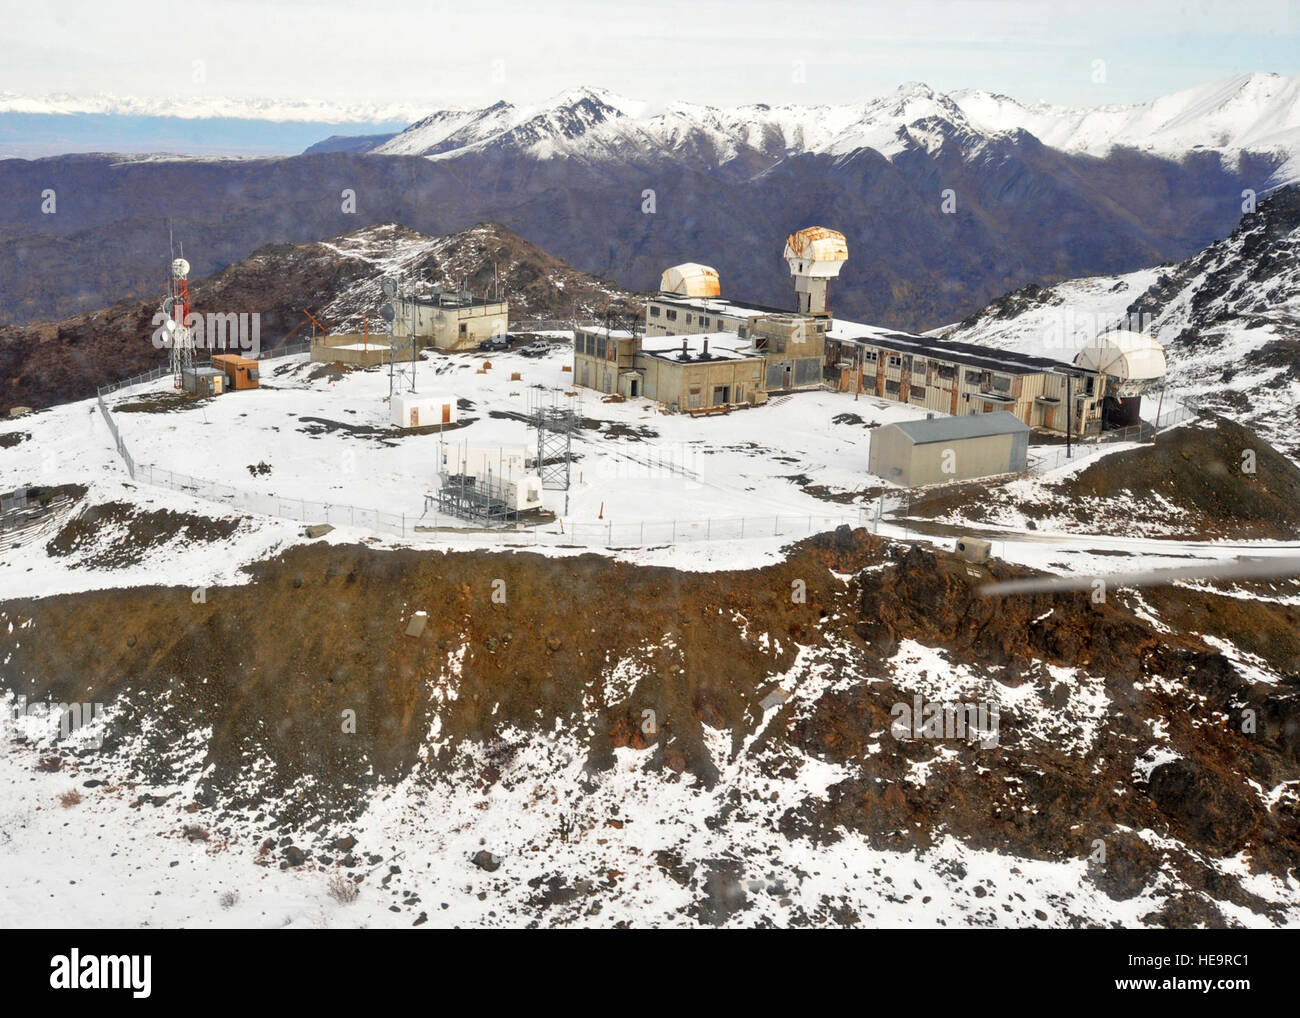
[113,391,211,414]
[1057,417,1300,539]
[1,522,1296,926]
[46,500,242,568]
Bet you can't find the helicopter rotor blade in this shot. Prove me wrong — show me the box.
[978,556,1300,597]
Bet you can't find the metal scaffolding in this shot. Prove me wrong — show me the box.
[431,471,516,525]
[527,388,577,498]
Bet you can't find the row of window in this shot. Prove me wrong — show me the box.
[576,332,610,358]
[649,305,732,329]
[859,348,1012,393]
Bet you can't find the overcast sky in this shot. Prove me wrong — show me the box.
[5,0,1299,112]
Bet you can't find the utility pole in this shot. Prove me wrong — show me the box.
[1066,374,1073,459]
[1152,383,1166,445]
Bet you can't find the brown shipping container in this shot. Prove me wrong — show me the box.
[212,354,260,390]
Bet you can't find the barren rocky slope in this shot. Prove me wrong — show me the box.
[2,522,1296,927]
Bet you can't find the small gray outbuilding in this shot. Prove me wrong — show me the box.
[869,411,1030,487]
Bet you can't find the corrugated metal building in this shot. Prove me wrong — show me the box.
[869,411,1030,486]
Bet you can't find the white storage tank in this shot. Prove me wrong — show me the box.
[392,394,458,429]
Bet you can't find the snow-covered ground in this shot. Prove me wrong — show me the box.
[3,342,1296,600]
[8,638,1291,929]
[3,345,1298,930]
[927,267,1162,356]
[55,345,920,537]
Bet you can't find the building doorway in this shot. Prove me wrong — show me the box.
[712,384,730,406]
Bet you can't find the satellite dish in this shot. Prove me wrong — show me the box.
[379,303,395,323]
[162,296,177,320]
[381,278,398,298]
[171,258,190,279]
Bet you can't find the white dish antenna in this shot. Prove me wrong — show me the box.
[171,258,190,280]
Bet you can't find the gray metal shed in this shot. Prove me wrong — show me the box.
[869,411,1029,486]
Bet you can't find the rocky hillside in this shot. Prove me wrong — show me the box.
[2,525,1297,927]
[1122,185,1300,455]
[937,185,1300,460]
[0,221,636,415]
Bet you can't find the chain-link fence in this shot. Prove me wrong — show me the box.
[1026,400,1197,475]
[89,347,879,548]
[90,348,1203,548]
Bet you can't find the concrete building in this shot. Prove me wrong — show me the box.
[393,291,509,353]
[634,233,841,400]
[644,293,786,339]
[828,322,1110,436]
[311,334,393,367]
[638,334,766,411]
[750,314,829,391]
[572,326,766,410]
[869,411,1030,486]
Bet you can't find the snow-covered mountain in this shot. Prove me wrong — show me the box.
[375,74,1300,184]
[936,184,1300,461]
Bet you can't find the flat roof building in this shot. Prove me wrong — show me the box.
[573,327,766,411]
[828,321,1107,436]
[393,291,508,353]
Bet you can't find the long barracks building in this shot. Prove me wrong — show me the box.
[825,321,1107,436]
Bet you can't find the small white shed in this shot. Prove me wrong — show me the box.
[391,394,458,429]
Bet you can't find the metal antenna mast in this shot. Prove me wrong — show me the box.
[529,387,577,515]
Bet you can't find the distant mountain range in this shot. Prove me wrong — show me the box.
[368,75,1300,180]
[1,74,1297,334]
